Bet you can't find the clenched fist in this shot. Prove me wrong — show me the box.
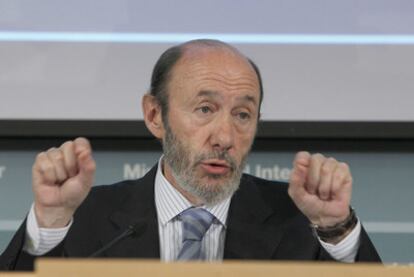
[288,151,352,231]
[32,137,96,228]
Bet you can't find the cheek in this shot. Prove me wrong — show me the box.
[189,129,211,152]
[179,119,212,144]
[236,122,256,143]
[240,136,254,152]
[176,126,208,155]
[230,134,254,161]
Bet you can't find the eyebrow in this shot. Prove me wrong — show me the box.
[197,90,220,99]
[197,90,257,105]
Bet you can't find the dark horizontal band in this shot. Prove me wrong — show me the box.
[1,120,414,139]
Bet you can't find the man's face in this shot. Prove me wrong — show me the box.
[162,47,261,205]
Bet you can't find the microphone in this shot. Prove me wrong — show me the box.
[89,222,145,257]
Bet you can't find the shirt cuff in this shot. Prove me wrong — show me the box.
[318,219,361,262]
[23,203,72,255]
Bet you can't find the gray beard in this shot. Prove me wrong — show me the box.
[162,124,247,206]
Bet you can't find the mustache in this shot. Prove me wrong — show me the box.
[194,151,237,170]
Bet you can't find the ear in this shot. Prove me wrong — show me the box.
[142,94,164,139]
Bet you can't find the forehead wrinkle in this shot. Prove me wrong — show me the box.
[171,47,260,102]
[196,90,222,100]
[194,71,259,92]
[195,89,258,109]
[179,53,258,86]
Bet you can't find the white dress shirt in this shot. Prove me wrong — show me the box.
[154,161,231,261]
[24,158,361,262]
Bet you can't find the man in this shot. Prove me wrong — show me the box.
[0,39,380,270]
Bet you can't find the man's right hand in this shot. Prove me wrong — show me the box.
[32,137,96,228]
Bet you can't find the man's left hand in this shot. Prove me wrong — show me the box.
[288,151,352,228]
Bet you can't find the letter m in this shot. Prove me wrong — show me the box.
[123,163,142,179]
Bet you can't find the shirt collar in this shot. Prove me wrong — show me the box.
[154,156,231,227]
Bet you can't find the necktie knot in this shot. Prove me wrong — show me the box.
[177,207,214,260]
[180,207,214,241]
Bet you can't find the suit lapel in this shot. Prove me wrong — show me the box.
[105,165,160,258]
[97,167,287,259]
[223,175,285,259]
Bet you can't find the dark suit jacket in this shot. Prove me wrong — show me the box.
[0,164,381,270]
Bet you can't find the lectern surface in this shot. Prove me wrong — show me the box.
[32,259,414,277]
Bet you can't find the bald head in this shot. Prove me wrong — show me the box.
[149,39,263,121]
[180,39,240,55]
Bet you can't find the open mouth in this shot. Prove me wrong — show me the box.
[200,160,231,175]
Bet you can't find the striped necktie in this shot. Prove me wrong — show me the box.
[177,207,215,261]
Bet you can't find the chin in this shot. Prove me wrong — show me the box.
[199,175,232,188]
[196,178,240,204]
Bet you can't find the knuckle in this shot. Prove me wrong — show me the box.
[85,161,96,173]
[334,170,344,180]
[49,150,64,162]
[55,153,64,162]
[61,140,74,148]
[321,158,337,175]
[62,141,76,156]
[41,162,54,174]
[312,153,325,161]
[327,157,337,164]
[47,147,57,153]
[309,155,317,165]
[339,162,350,171]
[295,151,310,162]
[321,163,332,175]
[35,152,46,163]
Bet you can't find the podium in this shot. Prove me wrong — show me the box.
[1,260,414,276]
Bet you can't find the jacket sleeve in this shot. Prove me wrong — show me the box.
[0,219,65,271]
[355,225,382,262]
[0,220,26,270]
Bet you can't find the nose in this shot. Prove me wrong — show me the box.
[210,114,235,152]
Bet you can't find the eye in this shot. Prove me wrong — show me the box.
[238,112,251,121]
[200,106,212,114]
[195,105,214,116]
